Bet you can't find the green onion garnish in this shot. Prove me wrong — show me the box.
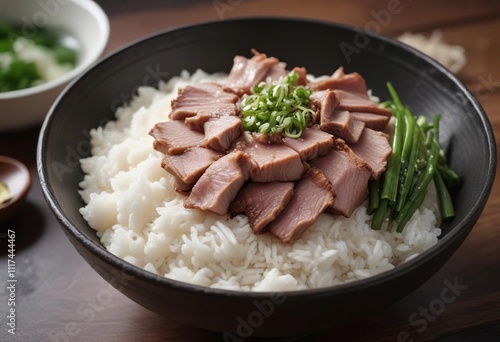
[239,71,314,138]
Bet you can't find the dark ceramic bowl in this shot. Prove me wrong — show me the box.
[37,18,496,337]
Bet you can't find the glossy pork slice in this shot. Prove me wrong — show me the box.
[202,116,243,152]
[225,51,281,96]
[318,90,365,143]
[184,152,252,215]
[268,168,334,243]
[150,120,205,155]
[310,70,368,94]
[322,109,365,144]
[311,89,365,143]
[282,126,335,161]
[161,147,222,191]
[335,89,392,117]
[265,62,288,83]
[313,149,371,217]
[236,136,305,182]
[230,182,294,234]
[350,112,391,131]
[349,128,392,179]
[170,83,238,121]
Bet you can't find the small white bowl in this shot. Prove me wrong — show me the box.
[0,0,109,131]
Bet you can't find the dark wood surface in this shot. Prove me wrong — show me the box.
[1,1,500,341]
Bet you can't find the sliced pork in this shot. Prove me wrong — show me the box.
[313,149,371,217]
[236,137,305,182]
[202,116,243,152]
[268,168,334,243]
[161,147,222,191]
[230,182,294,234]
[310,70,368,94]
[185,113,215,132]
[318,90,365,143]
[184,152,252,215]
[225,51,282,96]
[314,89,365,143]
[170,83,238,121]
[282,126,335,161]
[350,112,391,131]
[265,62,288,83]
[335,90,392,117]
[326,110,365,144]
[150,120,205,155]
[349,128,392,179]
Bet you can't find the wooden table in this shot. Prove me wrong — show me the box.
[1,1,500,341]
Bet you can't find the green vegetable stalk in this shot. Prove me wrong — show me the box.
[369,83,460,232]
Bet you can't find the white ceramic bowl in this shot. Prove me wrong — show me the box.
[0,0,109,131]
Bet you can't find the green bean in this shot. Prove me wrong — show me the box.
[381,84,405,203]
[395,184,427,232]
[395,116,441,231]
[408,116,441,204]
[372,198,389,230]
[368,179,380,215]
[396,123,420,213]
[434,170,455,220]
[401,108,416,164]
[437,164,461,188]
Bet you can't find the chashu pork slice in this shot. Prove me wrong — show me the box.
[282,126,335,161]
[313,148,371,217]
[224,51,282,96]
[349,127,392,179]
[237,137,305,182]
[170,83,238,121]
[318,90,365,144]
[268,168,334,243]
[184,151,252,215]
[150,120,205,155]
[230,182,295,234]
[161,147,222,192]
[310,68,369,95]
[201,116,243,152]
[349,112,391,131]
[334,89,392,117]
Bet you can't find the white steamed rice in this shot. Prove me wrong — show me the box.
[79,70,441,292]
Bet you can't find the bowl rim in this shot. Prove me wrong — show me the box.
[0,0,110,100]
[38,17,497,299]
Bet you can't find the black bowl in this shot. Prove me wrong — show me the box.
[37,18,496,337]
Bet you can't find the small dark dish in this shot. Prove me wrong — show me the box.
[37,18,496,337]
[0,155,31,223]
